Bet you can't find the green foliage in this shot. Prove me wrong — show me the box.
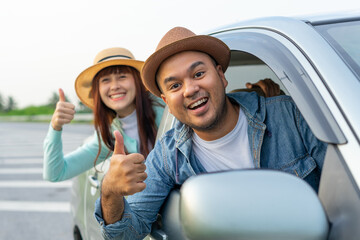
[0,93,4,111]
[5,96,16,112]
[0,105,54,116]
[77,100,92,113]
[47,91,70,108]
[47,92,59,108]
[0,91,92,117]
[0,92,18,113]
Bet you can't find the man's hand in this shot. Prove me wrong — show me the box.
[246,78,281,97]
[101,131,147,224]
[51,88,75,131]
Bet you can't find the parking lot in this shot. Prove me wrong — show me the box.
[0,122,93,240]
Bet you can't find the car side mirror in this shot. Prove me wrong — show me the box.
[180,170,329,240]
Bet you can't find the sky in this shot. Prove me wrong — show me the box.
[0,0,359,109]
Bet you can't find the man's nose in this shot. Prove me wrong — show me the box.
[183,80,200,98]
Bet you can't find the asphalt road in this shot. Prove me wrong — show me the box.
[0,122,94,240]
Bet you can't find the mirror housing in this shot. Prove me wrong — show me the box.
[180,170,328,240]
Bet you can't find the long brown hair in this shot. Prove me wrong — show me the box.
[91,65,159,165]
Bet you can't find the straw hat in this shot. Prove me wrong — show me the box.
[75,47,144,109]
[141,27,230,97]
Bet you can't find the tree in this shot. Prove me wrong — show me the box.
[5,96,17,112]
[0,92,4,112]
[47,91,69,108]
[77,100,92,113]
[47,92,59,108]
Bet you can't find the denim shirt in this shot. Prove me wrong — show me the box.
[94,92,327,240]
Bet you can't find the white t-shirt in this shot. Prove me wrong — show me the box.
[192,108,254,172]
[118,110,140,150]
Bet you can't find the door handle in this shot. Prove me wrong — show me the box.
[88,175,99,189]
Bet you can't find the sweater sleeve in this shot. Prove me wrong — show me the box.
[43,124,111,182]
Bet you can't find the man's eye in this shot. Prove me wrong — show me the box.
[194,71,204,78]
[170,83,180,90]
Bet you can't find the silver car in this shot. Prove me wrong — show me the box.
[71,12,360,240]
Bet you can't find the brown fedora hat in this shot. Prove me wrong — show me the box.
[75,47,144,109]
[141,27,230,97]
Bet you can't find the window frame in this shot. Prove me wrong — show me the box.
[212,29,346,145]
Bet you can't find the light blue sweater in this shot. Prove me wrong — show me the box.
[43,105,164,182]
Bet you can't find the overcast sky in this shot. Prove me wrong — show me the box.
[1,0,359,108]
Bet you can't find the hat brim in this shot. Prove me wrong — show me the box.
[141,35,230,97]
[75,59,144,109]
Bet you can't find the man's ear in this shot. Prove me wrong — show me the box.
[161,94,171,114]
[216,65,228,88]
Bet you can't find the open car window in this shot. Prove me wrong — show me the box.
[225,51,288,95]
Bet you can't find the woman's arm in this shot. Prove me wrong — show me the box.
[43,126,111,182]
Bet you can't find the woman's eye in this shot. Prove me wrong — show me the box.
[100,78,109,83]
[194,71,204,78]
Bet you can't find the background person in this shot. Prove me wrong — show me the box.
[43,47,164,182]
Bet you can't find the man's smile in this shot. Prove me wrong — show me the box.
[187,97,208,110]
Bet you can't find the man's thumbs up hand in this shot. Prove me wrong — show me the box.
[113,130,125,155]
[51,88,76,131]
[102,131,147,198]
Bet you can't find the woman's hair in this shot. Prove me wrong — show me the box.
[91,65,159,166]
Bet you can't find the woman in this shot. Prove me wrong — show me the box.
[43,47,164,182]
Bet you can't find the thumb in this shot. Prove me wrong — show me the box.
[113,130,125,155]
[58,88,66,102]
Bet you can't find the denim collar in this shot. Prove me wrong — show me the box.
[173,91,266,148]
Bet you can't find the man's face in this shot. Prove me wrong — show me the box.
[157,51,228,133]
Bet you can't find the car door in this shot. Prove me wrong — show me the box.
[83,159,110,240]
[210,18,360,239]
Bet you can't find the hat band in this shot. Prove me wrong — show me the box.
[97,55,132,63]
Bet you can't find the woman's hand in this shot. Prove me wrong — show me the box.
[51,88,76,131]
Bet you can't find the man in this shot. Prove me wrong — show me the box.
[95,27,327,239]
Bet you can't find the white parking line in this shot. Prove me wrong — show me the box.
[0,168,43,174]
[0,201,70,212]
[0,181,72,188]
[0,159,43,164]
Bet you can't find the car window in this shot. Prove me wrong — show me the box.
[315,20,360,80]
[214,30,346,144]
[156,51,289,141]
[225,51,288,94]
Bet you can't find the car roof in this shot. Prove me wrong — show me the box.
[205,11,360,144]
[206,10,360,35]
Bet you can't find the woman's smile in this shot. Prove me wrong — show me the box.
[110,93,126,100]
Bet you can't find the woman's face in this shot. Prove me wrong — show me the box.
[99,71,136,117]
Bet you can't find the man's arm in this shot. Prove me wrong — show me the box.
[95,130,175,239]
[295,106,327,171]
[100,130,147,224]
[100,183,125,225]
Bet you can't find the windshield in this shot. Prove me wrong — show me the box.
[315,20,360,80]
